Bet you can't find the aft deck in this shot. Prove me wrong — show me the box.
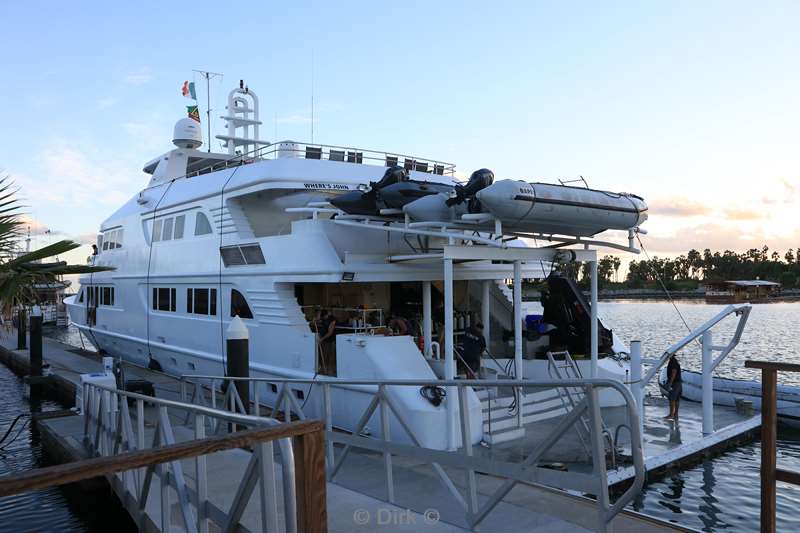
[0,331,737,532]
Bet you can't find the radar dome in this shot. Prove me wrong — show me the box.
[173,118,203,149]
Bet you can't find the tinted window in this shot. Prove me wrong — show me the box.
[231,289,254,319]
[241,244,266,265]
[220,247,245,266]
[152,219,163,242]
[174,215,185,239]
[162,218,174,241]
[187,288,217,316]
[153,287,176,312]
[195,212,212,235]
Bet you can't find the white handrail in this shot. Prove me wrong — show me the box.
[641,303,752,388]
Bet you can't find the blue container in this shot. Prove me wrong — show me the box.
[525,314,544,330]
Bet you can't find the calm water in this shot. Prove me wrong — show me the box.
[597,300,800,532]
[0,362,135,532]
[33,303,800,531]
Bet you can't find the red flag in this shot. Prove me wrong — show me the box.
[181,81,190,97]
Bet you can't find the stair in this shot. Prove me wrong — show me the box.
[475,386,569,445]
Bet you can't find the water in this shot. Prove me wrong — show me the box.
[0,363,135,532]
[595,300,800,532]
[42,302,800,531]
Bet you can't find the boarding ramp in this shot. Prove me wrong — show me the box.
[0,381,326,533]
[180,374,646,532]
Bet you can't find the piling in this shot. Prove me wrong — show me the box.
[226,316,250,411]
[17,308,26,350]
[29,306,43,377]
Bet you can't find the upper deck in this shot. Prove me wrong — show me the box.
[143,139,457,180]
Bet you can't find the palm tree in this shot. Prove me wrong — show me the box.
[0,174,112,307]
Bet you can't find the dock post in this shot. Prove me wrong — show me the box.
[29,305,43,377]
[422,281,432,358]
[702,330,713,435]
[17,308,26,350]
[226,316,250,413]
[761,367,777,533]
[630,340,643,436]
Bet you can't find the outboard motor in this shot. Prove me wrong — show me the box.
[330,166,409,215]
[374,165,409,189]
[446,168,495,211]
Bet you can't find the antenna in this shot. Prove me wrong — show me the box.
[193,69,223,152]
[310,50,315,144]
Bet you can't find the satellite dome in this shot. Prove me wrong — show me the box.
[173,118,203,149]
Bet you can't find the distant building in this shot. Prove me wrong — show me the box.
[704,280,781,303]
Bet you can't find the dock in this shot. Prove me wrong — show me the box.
[0,330,736,532]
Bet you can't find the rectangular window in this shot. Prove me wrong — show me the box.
[115,229,123,248]
[162,218,174,241]
[102,287,111,305]
[220,247,246,266]
[153,287,176,312]
[187,288,217,316]
[220,244,266,266]
[174,215,185,239]
[240,244,266,265]
[152,219,163,242]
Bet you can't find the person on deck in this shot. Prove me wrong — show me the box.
[461,322,486,378]
[388,314,411,336]
[317,310,338,374]
[665,354,682,420]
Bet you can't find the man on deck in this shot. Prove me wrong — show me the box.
[461,322,486,378]
[665,354,682,420]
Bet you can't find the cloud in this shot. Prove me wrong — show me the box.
[124,67,153,85]
[97,97,118,110]
[638,223,800,255]
[71,232,99,245]
[722,207,763,220]
[649,196,711,217]
[15,140,141,209]
[18,215,65,236]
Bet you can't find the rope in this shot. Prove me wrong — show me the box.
[635,233,694,337]
[217,165,244,376]
[144,178,177,367]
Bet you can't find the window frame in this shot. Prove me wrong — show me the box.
[152,287,177,312]
[187,287,217,316]
[230,289,254,319]
[194,212,213,236]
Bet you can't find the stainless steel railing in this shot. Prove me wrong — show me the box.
[179,374,645,532]
[81,381,303,532]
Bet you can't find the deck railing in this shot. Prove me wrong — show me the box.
[71,381,326,533]
[179,374,646,533]
[744,360,800,533]
[186,139,457,178]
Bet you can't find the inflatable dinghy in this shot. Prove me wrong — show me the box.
[476,180,648,236]
[331,165,453,215]
[658,368,800,426]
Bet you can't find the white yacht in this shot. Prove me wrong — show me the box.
[66,82,648,449]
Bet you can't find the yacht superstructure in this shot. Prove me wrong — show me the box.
[66,82,648,449]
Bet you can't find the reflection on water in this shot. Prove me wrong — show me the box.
[601,301,800,532]
[0,362,134,532]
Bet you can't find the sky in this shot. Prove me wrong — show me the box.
[1,1,799,268]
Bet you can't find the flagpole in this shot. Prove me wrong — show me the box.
[193,69,223,152]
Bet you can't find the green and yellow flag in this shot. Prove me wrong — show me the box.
[187,105,200,123]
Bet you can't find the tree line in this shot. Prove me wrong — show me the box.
[547,246,800,290]
[623,246,800,288]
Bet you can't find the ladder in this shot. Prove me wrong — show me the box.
[546,351,615,466]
